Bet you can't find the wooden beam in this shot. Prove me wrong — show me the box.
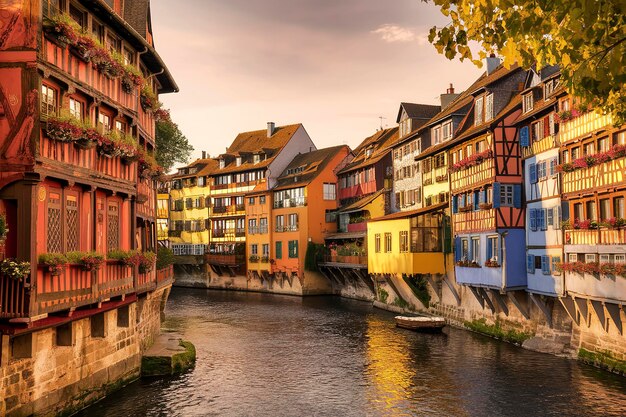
[478,288,496,313]
[605,303,623,335]
[529,293,552,328]
[490,289,509,316]
[558,296,579,325]
[507,292,530,320]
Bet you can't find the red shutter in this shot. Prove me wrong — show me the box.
[543,116,550,137]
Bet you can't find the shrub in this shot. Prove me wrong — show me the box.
[38,253,68,275]
[0,259,30,280]
[156,247,175,270]
[66,251,105,271]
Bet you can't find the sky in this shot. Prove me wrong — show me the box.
[150,0,484,163]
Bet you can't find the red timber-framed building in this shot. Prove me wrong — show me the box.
[0,0,175,374]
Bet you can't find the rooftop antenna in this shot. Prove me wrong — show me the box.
[378,116,386,130]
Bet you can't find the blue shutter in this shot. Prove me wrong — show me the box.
[486,238,493,261]
[479,188,485,205]
[527,254,533,273]
[541,255,549,274]
[520,126,530,147]
[530,209,537,231]
[452,195,458,214]
[513,184,522,208]
[454,237,462,262]
[474,191,480,210]
[529,163,537,183]
[492,183,501,208]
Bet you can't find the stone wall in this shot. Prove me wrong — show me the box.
[0,284,171,416]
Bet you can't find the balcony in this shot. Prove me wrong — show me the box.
[564,270,626,303]
[248,225,259,235]
[205,254,245,266]
[275,224,298,232]
[521,135,558,159]
[450,156,494,192]
[559,112,612,144]
[211,205,246,216]
[347,222,367,232]
[561,157,625,194]
[235,228,246,237]
[322,254,368,266]
[564,228,626,246]
[273,197,307,208]
[453,208,495,234]
[1,262,172,320]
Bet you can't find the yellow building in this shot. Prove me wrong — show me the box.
[169,157,217,255]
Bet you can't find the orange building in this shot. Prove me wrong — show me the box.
[268,146,351,288]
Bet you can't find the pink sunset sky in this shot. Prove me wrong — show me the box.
[150,0,484,163]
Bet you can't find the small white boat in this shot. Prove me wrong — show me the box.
[395,315,446,332]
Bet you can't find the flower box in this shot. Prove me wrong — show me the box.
[478,202,492,210]
[459,204,473,212]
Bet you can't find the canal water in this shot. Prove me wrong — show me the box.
[78,288,626,417]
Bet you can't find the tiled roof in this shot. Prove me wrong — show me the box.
[339,189,385,213]
[396,103,441,123]
[274,145,348,190]
[368,202,448,222]
[171,158,218,179]
[213,124,303,175]
[338,127,399,175]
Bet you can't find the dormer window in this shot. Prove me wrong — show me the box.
[544,79,558,98]
[219,159,225,169]
[485,94,493,122]
[365,148,373,158]
[442,120,453,141]
[432,126,442,145]
[253,154,261,164]
[236,156,242,167]
[523,92,534,113]
[474,96,484,125]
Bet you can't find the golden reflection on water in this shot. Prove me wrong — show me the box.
[364,315,469,416]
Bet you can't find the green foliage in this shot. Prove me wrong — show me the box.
[66,251,105,271]
[0,213,7,239]
[464,318,533,345]
[392,296,410,310]
[304,242,325,271]
[38,253,68,266]
[156,246,175,270]
[155,119,193,172]
[578,348,626,375]
[378,287,389,303]
[403,274,431,308]
[428,0,626,125]
[107,249,132,262]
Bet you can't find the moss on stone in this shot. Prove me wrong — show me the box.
[464,318,533,346]
[578,348,626,376]
[172,340,196,374]
[141,340,196,377]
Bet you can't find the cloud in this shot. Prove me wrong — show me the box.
[371,24,427,44]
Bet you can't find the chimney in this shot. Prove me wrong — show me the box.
[202,151,206,159]
[267,122,275,138]
[486,53,501,76]
[440,83,460,110]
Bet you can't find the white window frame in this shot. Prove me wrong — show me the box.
[474,96,484,126]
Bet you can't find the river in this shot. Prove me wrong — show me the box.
[78,288,626,417]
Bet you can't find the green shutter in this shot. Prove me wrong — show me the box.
[276,241,282,259]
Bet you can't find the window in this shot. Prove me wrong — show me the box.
[614,254,626,264]
[485,186,493,204]
[275,215,284,231]
[384,233,392,253]
[107,202,119,253]
[262,244,269,257]
[236,157,242,166]
[105,33,119,53]
[248,197,255,205]
[65,195,79,251]
[537,161,547,180]
[461,239,469,260]
[586,201,597,221]
[614,197,625,219]
[288,240,298,258]
[487,236,498,262]
[584,142,595,155]
[411,214,441,252]
[541,255,551,275]
[98,112,111,132]
[442,120,453,140]
[523,93,534,113]
[91,313,106,338]
[250,244,258,255]
[275,241,282,259]
[325,210,336,223]
[568,253,578,263]
[585,254,597,263]
[260,195,266,204]
[69,98,82,120]
[288,213,298,229]
[219,159,225,169]
[399,231,409,253]
[471,237,480,263]
[375,234,381,253]
[598,137,609,152]
[123,47,134,66]
[600,199,611,220]
[573,203,583,221]
[432,126,442,144]
[41,84,57,117]
[476,140,486,153]
[551,256,561,275]
[615,130,626,146]
[475,96,484,125]
[500,185,514,206]
[323,183,336,200]
[532,119,544,141]
[485,94,493,122]
[69,3,85,28]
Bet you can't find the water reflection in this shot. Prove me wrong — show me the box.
[77,288,626,417]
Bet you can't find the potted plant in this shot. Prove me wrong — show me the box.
[0,259,30,281]
[42,12,80,47]
[66,251,105,272]
[124,250,155,273]
[249,255,259,263]
[38,253,68,276]
[485,258,500,268]
[45,115,83,142]
[260,256,270,263]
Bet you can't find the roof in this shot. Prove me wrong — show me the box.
[396,103,441,123]
[274,145,348,190]
[339,189,385,213]
[213,124,304,176]
[171,158,218,179]
[368,202,448,222]
[338,127,399,175]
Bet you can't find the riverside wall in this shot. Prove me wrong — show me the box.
[0,284,171,416]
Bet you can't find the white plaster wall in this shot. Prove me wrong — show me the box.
[267,125,316,188]
[392,137,421,212]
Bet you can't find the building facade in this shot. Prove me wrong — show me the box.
[0,0,175,414]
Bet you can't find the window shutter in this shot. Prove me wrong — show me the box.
[455,236,462,261]
[552,256,561,275]
[520,126,530,147]
[543,116,550,137]
[473,191,480,209]
[529,163,537,183]
[530,209,537,231]
[276,241,282,259]
[540,209,547,230]
[553,206,561,229]
[513,184,522,208]
[541,255,550,274]
[486,238,493,261]
[492,183,501,208]
[479,188,485,205]
[184,220,191,231]
[452,195,458,214]
[205,219,210,230]
[527,254,535,273]
[549,113,556,135]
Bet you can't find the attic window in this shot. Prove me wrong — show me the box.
[523,93,534,113]
[544,79,558,98]
[253,154,260,164]
[236,157,242,167]
[365,148,373,158]
[219,159,225,169]
[286,166,305,175]
[189,167,197,174]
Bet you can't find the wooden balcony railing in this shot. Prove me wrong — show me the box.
[565,228,626,246]
[1,261,170,320]
[559,112,612,144]
[561,157,625,194]
[273,197,307,208]
[322,255,367,266]
[521,135,558,158]
[453,208,495,234]
[156,265,174,287]
[450,158,494,192]
[205,254,246,265]
[39,136,136,184]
